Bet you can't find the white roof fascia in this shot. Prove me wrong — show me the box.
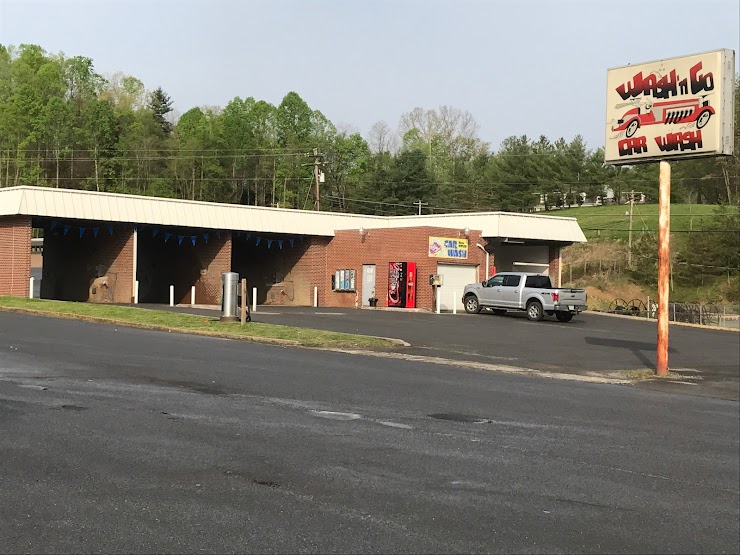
[0,186,586,243]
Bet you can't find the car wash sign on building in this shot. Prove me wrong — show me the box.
[605,49,735,165]
[428,237,468,259]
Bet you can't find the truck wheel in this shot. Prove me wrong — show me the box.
[464,295,481,314]
[492,309,506,316]
[555,311,574,322]
[526,301,544,321]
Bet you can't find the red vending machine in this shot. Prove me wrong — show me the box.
[388,262,406,307]
[388,262,416,308]
[405,262,416,308]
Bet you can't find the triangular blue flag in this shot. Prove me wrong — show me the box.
[50,221,58,231]
[93,228,99,238]
[278,240,283,249]
[255,237,261,246]
[79,228,85,238]
[267,239,273,249]
[203,233,209,244]
[152,228,159,238]
[108,226,113,235]
[164,233,171,242]
[215,230,221,239]
[178,236,184,246]
[289,238,294,247]
[63,225,70,235]
[191,236,196,246]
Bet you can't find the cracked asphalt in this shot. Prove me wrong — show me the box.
[1,310,738,553]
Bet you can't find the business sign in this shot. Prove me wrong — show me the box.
[605,49,735,165]
[428,237,468,259]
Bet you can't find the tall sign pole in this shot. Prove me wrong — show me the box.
[656,162,671,376]
[604,49,734,377]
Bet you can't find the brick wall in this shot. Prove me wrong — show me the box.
[549,245,561,287]
[41,224,134,303]
[190,232,232,305]
[0,216,32,297]
[325,226,485,311]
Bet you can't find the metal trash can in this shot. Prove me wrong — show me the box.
[220,272,240,322]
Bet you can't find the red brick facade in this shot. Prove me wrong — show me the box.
[1,214,565,310]
[0,216,32,297]
[324,226,486,310]
[190,232,232,305]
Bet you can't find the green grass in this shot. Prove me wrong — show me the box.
[546,204,737,240]
[0,297,399,349]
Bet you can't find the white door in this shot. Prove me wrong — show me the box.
[437,263,478,312]
[361,265,376,306]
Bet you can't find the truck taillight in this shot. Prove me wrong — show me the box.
[552,292,559,303]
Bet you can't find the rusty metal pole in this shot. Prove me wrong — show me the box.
[656,161,671,376]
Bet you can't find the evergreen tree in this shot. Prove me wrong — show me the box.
[148,86,173,135]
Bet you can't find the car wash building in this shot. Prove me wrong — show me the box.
[0,187,586,312]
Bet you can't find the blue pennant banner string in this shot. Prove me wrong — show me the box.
[152,229,159,238]
[108,226,113,235]
[50,221,58,231]
[93,228,99,238]
[203,233,209,244]
[79,228,85,238]
[191,236,196,246]
[278,240,283,249]
[289,238,294,247]
[164,233,171,242]
[178,236,184,246]
[63,225,70,236]
[267,239,273,249]
[215,230,221,239]
[255,237,261,246]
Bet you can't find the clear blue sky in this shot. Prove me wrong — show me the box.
[1,0,738,150]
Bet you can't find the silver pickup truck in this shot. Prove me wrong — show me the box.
[462,272,587,322]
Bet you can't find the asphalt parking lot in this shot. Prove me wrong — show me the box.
[158,304,740,401]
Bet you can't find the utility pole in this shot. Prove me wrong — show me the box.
[413,200,428,215]
[627,191,634,269]
[313,148,321,211]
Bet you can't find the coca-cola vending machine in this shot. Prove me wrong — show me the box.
[388,262,416,308]
[405,262,416,308]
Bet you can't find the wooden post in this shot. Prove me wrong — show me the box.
[240,278,247,326]
[657,161,670,376]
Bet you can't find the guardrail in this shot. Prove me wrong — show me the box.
[604,299,739,328]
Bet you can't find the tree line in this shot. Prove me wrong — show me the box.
[1,43,738,215]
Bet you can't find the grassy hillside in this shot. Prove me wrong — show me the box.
[546,204,737,241]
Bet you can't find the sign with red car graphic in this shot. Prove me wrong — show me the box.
[605,49,735,165]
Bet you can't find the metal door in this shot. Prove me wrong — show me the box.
[362,265,376,306]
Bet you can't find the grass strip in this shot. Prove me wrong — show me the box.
[0,297,399,349]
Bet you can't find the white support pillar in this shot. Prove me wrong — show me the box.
[452,290,457,314]
[252,287,257,313]
[313,286,318,308]
[29,277,34,299]
[436,287,441,314]
[132,225,138,304]
[191,285,196,306]
[169,285,174,307]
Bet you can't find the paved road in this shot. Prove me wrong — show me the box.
[160,305,740,400]
[1,311,738,554]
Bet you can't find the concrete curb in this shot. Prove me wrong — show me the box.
[0,306,403,348]
[321,348,633,385]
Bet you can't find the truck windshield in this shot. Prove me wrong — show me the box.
[525,276,552,288]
